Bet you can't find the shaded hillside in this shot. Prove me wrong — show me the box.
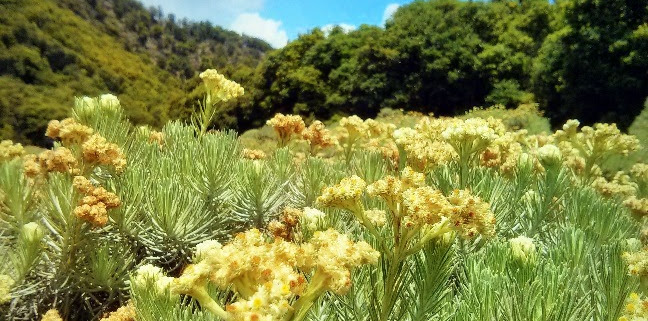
[0,0,270,145]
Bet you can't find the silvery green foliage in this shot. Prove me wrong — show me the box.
[0,99,644,320]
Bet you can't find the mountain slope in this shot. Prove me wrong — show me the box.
[0,0,270,145]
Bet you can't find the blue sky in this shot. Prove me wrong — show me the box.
[138,0,408,48]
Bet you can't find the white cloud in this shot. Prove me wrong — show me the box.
[230,13,288,48]
[382,3,400,25]
[321,23,357,35]
[139,0,264,26]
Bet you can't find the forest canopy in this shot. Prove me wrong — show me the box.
[1,0,647,145]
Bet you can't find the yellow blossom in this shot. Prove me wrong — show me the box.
[46,118,93,145]
[72,176,121,227]
[620,292,648,320]
[82,134,126,172]
[302,120,336,153]
[0,274,14,304]
[316,175,366,213]
[339,116,369,140]
[99,302,136,321]
[266,113,306,147]
[242,148,267,160]
[297,229,379,294]
[41,309,64,321]
[199,69,245,102]
[625,197,648,218]
[0,140,25,161]
[445,189,496,239]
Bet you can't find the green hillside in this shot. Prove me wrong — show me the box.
[0,0,270,145]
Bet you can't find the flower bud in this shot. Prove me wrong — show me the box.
[509,235,536,263]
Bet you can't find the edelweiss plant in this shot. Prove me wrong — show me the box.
[1,70,647,321]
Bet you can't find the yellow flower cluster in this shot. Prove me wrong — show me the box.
[401,187,451,227]
[441,117,500,156]
[339,115,369,140]
[622,249,648,277]
[266,113,306,146]
[99,303,136,321]
[242,148,267,160]
[392,126,456,171]
[0,274,13,304]
[445,189,497,238]
[199,69,245,102]
[23,147,79,177]
[326,167,496,239]
[73,176,121,227]
[298,229,380,294]
[0,140,25,161]
[148,130,164,146]
[268,207,303,240]
[316,175,366,212]
[142,228,377,320]
[82,134,127,172]
[46,118,94,145]
[631,163,648,185]
[591,172,637,198]
[365,209,387,227]
[302,120,336,152]
[480,131,524,174]
[509,235,536,263]
[41,309,64,321]
[625,197,648,218]
[302,207,326,230]
[553,120,640,177]
[620,292,648,321]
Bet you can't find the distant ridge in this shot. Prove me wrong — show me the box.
[0,0,271,145]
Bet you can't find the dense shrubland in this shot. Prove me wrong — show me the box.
[244,0,648,130]
[0,0,269,145]
[2,0,647,147]
[1,71,648,321]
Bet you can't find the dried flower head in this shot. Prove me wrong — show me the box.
[536,144,562,167]
[302,120,336,152]
[148,130,164,146]
[242,148,267,160]
[99,302,136,321]
[22,154,43,178]
[393,127,456,171]
[623,249,648,278]
[37,147,79,174]
[41,309,64,321]
[297,229,379,294]
[401,187,451,227]
[46,118,94,145]
[0,140,25,161]
[99,94,120,109]
[133,264,174,295]
[339,116,369,140]
[554,120,640,177]
[82,134,126,172]
[619,292,648,321]
[365,209,387,227]
[441,117,498,156]
[199,69,245,102]
[73,176,121,227]
[266,113,306,146]
[302,207,326,230]
[316,175,366,213]
[445,189,496,239]
[625,197,648,218]
[592,172,637,198]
